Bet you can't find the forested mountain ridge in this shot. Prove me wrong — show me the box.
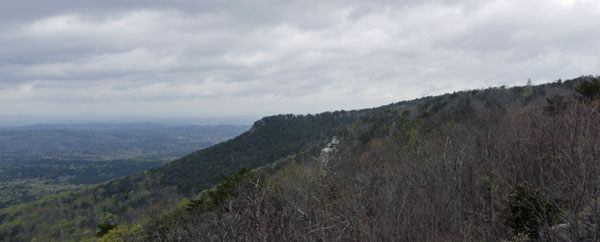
[155,112,361,195]
[96,76,600,241]
[93,76,600,241]
[1,76,598,241]
[0,109,358,241]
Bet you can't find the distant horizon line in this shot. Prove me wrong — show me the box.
[0,115,261,128]
[2,75,594,127]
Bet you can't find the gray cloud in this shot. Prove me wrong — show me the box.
[0,0,599,118]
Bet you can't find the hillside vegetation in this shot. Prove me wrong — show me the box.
[0,112,356,241]
[99,76,600,242]
[2,76,600,241]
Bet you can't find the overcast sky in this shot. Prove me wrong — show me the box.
[1,0,599,121]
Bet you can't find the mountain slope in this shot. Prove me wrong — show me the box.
[102,76,600,241]
[1,76,597,241]
[155,112,360,195]
[0,112,357,241]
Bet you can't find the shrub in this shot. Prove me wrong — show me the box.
[576,78,600,99]
[544,95,568,114]
[95,223,117,238]
[98,224,145,242]
[504,183,561,239]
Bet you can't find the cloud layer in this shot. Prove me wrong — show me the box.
[1,0,599,118]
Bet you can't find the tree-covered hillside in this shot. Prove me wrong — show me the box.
[157,112,359,195]
[101,76,600,242]
[1,76,598,241]
[0,112,357,241]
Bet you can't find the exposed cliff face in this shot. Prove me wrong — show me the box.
[319,136,339,166]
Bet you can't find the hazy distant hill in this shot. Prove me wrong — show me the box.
[0,124,248,211]
[0,123,249,161]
